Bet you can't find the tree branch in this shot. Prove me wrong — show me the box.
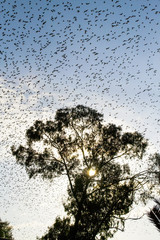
[43,132,59,149]
[125,213,146,221]
[69,120,89,167]
[59,152,79,205]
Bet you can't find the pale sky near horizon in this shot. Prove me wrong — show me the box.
[1,0,160,239]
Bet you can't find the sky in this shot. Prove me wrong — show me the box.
[1,0,160,239]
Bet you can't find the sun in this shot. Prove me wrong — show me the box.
[88,168,96,177]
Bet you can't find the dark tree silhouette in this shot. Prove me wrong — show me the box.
[0,218,14,240]
[11,105,157,239]
[148,199,160,232]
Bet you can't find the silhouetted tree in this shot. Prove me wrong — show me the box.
[11,105,158,239]
[147,154,160,232]
[148,199,160,232]
[0,218,14,240]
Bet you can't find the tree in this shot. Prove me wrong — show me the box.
[0,218,14,240]
[147,154,160,232]
[148,199,160,232]
[11,105,157,240]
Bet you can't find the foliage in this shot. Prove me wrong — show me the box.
[12,105,158,239]
[148,199,160,232]
[0,218,14,240]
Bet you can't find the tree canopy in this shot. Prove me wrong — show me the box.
[12,105,159,240]
[0,218,14,240]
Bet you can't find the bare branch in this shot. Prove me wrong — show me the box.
[126,213,146,221]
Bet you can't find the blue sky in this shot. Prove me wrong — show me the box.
[1,0,160,239]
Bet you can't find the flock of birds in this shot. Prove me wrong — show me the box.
[1,0,160,239]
